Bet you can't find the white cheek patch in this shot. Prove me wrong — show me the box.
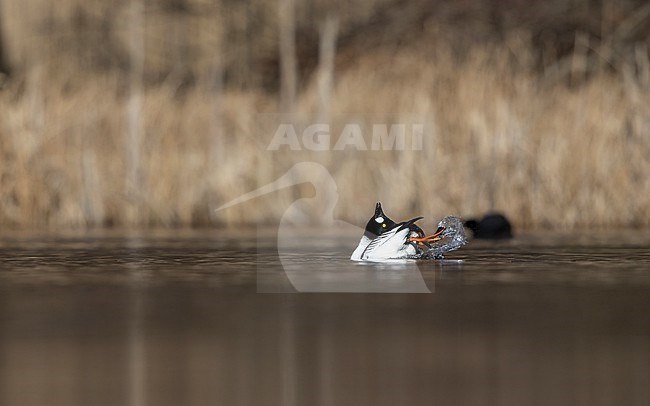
[375,217,384,223]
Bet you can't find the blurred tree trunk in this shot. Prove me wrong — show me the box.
[167,0,193,87]
[278,0,297,114]
[0,6,10,75]
[125,0,145,225]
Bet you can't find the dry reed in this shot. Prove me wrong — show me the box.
[0,0,648,230]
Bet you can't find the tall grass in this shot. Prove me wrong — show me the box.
[0,0,648,230]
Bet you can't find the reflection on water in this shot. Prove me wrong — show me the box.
[1,230,649,405]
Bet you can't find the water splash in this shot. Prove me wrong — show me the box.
[413,216,467,259]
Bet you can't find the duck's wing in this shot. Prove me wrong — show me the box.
[361,227,411,259]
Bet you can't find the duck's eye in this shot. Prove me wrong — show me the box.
[382,223,387,228]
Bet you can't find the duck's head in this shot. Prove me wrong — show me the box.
[363,202,397,239]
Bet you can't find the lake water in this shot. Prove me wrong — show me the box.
[1,229,649,405]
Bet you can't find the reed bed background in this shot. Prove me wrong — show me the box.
[0,0,648,230]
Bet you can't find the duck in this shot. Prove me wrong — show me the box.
[216,163,433,291]
[351,202,445,261]
[464,213,513,239]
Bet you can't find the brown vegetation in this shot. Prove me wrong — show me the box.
[0,0,648,229]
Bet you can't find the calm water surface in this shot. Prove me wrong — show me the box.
[1,229,649,405]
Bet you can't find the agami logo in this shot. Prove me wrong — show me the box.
[267,123,424,151]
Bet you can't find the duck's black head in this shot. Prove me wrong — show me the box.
[364,202,397,239]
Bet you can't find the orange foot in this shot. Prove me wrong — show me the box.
[408,227,446,246]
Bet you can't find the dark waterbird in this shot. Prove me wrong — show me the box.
[464,213,513,239]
